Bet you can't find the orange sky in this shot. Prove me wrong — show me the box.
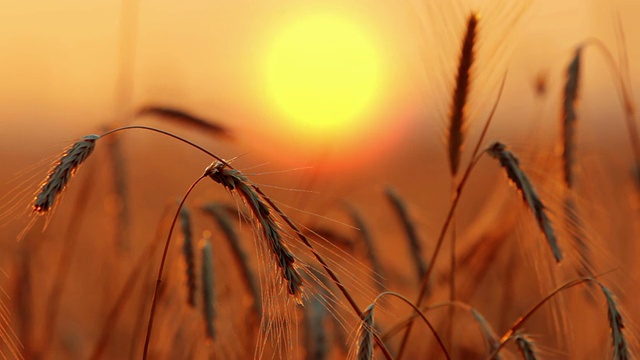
[1,0,639,173]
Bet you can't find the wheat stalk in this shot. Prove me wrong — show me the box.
[487,142,563,262]
[103,130,131,251]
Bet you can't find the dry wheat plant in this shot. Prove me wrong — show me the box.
[1,1,640,360]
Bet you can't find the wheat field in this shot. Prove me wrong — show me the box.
[1,1,639,359]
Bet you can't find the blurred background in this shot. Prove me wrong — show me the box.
[1,0,640,358]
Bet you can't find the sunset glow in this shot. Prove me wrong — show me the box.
[265,14,382,149]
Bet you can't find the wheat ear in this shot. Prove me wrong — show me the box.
[561,47,582,189]
[201,237,216,340]
[138,106,232,139]
[514,333,537,360]
[205,162,304,301]
[448,13,478,177]
[356,304,375,360]
[487,142,562,262]
[33,134,99,214]
[599,284,629,360]
[471,308,502,360]
[201,203,262,318]
[345,204,385,291]
[385,186,427,283]
[180,207,197,307]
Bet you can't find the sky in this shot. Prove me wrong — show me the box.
[1,0,639,174]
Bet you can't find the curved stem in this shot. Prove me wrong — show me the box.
[487,277,598,359]
[396,71,507,359]
[99,125,231,168]
[374,292,450,360]
[89,202,174,360]
[142,175,206,359]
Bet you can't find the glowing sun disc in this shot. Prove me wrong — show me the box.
[265,13,382,147]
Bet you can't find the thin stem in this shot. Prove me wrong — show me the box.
[381,301,470,342]
[142,175,206,359]
[487,277,600,359]
[99,125,231,168]
[374,292,450,360]
[396,72,507,359]
[89,203,173,360]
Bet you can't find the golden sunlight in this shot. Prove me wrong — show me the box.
[265,13,382,149]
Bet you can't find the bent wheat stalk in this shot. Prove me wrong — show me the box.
[489,277,628,360]
[368,292,450,360]
[34,125,392,359]
[204,161,393,359]
[143,175,207,359]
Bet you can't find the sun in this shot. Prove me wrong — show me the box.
[265,13,382,149]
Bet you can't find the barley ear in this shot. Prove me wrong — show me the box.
[34,134,99,214]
